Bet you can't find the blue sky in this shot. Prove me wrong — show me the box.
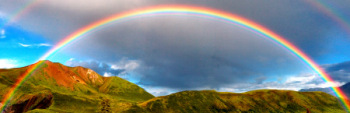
[1,0,350,96]
[0,20,52,67]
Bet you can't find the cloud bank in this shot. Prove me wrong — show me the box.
[0,59,17,69]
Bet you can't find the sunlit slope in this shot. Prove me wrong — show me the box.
[127,90,346,113]
[0,60,154,113]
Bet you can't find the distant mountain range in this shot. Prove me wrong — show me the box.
[300,82,350,97]
[0,61,347,112]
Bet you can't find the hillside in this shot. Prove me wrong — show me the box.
[0,60,154,113]
[0,60,348,112]
[128,90,346,113]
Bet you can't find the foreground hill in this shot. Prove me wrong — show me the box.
[125,90,346,113]
[0,61,347,112]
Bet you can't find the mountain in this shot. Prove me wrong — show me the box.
[0,61,347,112]
[0,60,154,113]
[299,87,334,95]
[300,82,350,97]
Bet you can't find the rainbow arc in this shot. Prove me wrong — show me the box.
[1,5,349,112]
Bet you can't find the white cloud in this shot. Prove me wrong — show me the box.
[37,43,51,47]
[19,43,31,47]
[111,58,140,76]
[138,73,346,96]
[0,29,5,39]
[142,86,176,96]
[0,59,17,69]
[285,73,344,88]
[216,73,345,93]
[103,72,113,77]
[285,73,318,84]
[19,43,51,47]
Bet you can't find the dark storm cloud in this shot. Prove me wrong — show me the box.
[61,17,308,89]
[324,61,350,82]
[1,0,349,58]
[326,61,350,72]
[1,0,348,60]
[1,0,350,90]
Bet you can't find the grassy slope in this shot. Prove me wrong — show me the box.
[127,90,346,113]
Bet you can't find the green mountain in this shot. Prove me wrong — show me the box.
[0,60,153,113]
[0,61,347,113]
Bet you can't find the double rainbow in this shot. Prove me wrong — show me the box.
[1,5,349,112]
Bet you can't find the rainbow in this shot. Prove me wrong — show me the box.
[0,0,42,28]
[1,5,349,112]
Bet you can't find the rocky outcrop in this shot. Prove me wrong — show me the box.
[3,92,53,113]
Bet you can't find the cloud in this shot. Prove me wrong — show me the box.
[57,16,311,90]
[323,61,350,82]
[284,73,344,88]
[111,58,140,76]
[103,72,113,77]
[65,59,124,77]
[217,73,345,93]
[143,72,343,96]
[6,0,349,59]
[0,29,5,38]
[37,43,51,46]
[143,72,344,96]
[0,1,349,63]
[65,58,143,83]
[0,59,17,69]
[142,86,176,96]
[18,43,51,47]
[18,43,31,47]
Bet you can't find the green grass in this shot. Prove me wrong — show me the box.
[99,77,154,102]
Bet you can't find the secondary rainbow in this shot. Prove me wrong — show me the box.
[0,0,43,29]
[1,5,349,112]
[305,0,350,35]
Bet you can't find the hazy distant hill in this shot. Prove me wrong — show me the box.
[300,82,350,97]
[0,61,347,112]
[299,87,334,95]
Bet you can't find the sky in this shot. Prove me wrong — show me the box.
[1,0,350,96]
